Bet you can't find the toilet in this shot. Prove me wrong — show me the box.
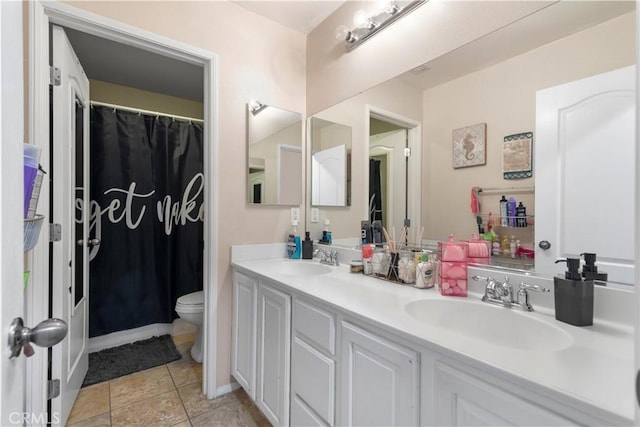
[175,291,204,363]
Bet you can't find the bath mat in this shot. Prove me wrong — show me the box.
[82,334,181,387]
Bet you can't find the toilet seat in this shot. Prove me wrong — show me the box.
[176,291,204,314]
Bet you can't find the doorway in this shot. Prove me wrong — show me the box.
[367,107,422,247]
[29,2,218,424]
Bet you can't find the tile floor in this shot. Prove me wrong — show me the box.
[67,333,271,427]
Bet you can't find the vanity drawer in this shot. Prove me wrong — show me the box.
[293,298,335,355]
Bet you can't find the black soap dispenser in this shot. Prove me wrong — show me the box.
[581,252,608,285]
[554,258,594,326]
[302,232,314,260]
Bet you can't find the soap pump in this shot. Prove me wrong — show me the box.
[580,252,608,285]
[553,258,594,326]
[302,231,314,260]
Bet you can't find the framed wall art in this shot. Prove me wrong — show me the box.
[452,123,486,168]
[503,132,533,179]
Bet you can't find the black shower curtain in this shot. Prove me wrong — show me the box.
[369,158,383,224]
[88,106,203,337]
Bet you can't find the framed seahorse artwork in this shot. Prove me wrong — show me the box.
[452,123,486,168]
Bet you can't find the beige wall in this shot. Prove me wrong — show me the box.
[423,12,635,242]
[89,80,204,119]
[306,1,552,114]
[63,0,306,388]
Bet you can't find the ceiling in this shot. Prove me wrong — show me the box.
[231,1,346,34]
[64,1,343,103]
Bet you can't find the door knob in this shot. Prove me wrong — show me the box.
[8,317,68,359]
[538,240,551,250]
[77,238,101,247]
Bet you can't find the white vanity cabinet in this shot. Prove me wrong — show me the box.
[231,272,291,426]
[256,281,291,426]
[231,270,258,398]
[290,297,336,426]
[434,363,580,426]
[339,321,420,427]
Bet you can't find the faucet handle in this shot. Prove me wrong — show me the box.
[519,282,549,293]
[472,275,491,282]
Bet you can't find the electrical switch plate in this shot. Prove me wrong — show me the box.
[290,207,300,222]
[311,208,319,223]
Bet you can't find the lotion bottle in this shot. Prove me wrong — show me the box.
[499,195,508,226]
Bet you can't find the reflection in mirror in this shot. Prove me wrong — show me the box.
[305,3,635,282]
[247,102,302,205]
[310,117,351,206]
[369,117,411,242]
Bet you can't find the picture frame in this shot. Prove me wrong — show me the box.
[452,123,486,168]
[503,132,533,179]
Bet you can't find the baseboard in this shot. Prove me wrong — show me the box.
[88,323,173,353]
[217,381,240,396]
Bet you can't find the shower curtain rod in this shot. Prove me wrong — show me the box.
[90,100,204,123]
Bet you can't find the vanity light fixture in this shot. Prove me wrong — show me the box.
[248,100,267,116]
[344,0,426,51]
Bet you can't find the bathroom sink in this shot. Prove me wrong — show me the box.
[277,261,333,276]
[404,299,573,352]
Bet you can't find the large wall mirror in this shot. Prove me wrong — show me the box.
[305,2,635,284]
[309,117,351,207]
[247,102,303,205]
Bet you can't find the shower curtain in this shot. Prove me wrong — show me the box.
[88,105,204,337]
[369,158,383,223]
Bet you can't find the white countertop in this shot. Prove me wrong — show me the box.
[231,256,634,424]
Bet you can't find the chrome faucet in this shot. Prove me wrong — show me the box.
[472,275,549,312]
[314,248,339,266]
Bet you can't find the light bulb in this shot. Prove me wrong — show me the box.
[353,10,370,29]
[335,24,349,40]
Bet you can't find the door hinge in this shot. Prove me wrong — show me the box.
[50,223,62,242]
[403,147,411,157]
[49,66,61,86]
[47,379,60,400]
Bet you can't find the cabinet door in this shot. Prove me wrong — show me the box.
[435,363,579,426]
[340,321,420,427]
[231,271,258,399]
[535,65,635,284]
[256,282,291,426]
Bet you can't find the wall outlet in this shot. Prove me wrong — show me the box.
[290,207,300,222]
[311,208,319,223]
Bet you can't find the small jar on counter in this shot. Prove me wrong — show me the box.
[350,260,364,273]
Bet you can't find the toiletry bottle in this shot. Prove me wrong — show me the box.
[499,195,508,226]
[554,258,594,326]
[322,219,332,245]
[492,234,501,257]
[509,235,517,258]
[516,202,527,227]
[580,252,608,284]
[287,220,301,259]
[302,231,314,259]
[507,197,517,227]
[500,234,511,257]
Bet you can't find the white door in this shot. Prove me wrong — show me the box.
[51,25,90,426]
[312,144,346,206]
[0,1,27,424]
[535,66,635,284]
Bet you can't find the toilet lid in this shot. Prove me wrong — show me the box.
[177,291,204,306]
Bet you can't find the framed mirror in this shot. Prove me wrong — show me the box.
[309,117,351,207]
[247,102,302,205]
